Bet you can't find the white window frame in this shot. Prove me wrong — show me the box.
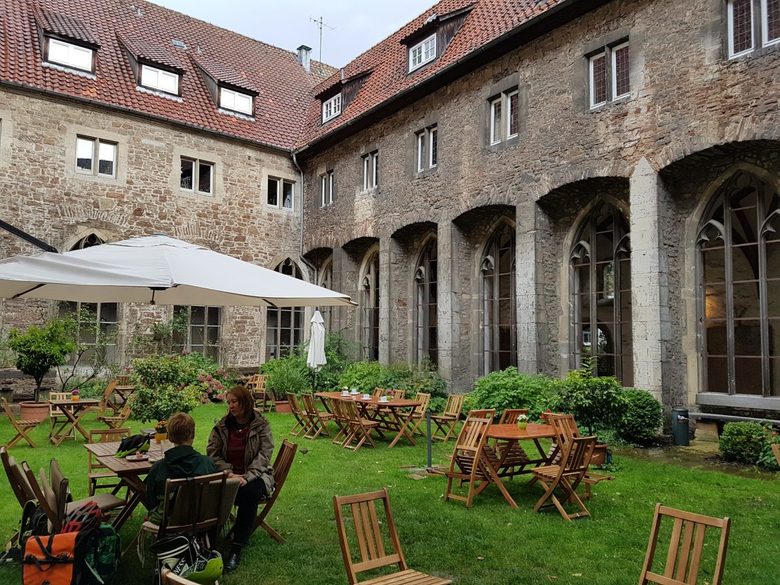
[506,90,519,139]
[362,151,379,191]
[320,170,334,207]
[489,96,502,145]
[322,93,342,122]
[610,41,631,100]
[588,50,608,108]
[219,87,253,115]
[75,136,117,177]
[140,64,180,95]
[47,38,93,72]
[416,125,438,173]
[489,90,520,145]
[180,157,214,195]
[409,34,437,72]
[267,176,295,210]
[761,0,780,47]
[728,0,755,57]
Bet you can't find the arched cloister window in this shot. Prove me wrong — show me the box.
[318,257,334,332]
[414,239,437,365]
[59,233,118,364]
[361,252,380,360]
[266,259,304,360]
[697,171,780,397]
[570,203,633,385]
[480,223,516,374]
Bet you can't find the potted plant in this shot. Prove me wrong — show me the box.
[8,318,76,421]
[260,355,311,414]
[517,413,529,430]
[70,388,80,402]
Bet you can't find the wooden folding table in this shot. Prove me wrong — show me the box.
[49,399,101,446]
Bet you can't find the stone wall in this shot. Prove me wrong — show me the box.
[0,88,304,368]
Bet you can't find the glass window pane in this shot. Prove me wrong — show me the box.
[770,357,780,396]
[190,306,205,325]
[732,281,760,319]
[767,0,780,43]
[705,357,729,392]
[613,43,630,97]
[198,162,212,194]
[706,323,728,354]
[507,91,519,137]
[735,357,763,394]
[207,307,220,326]
[702,248,726,283]
[704,284,727,320]
[98,142,116,176]
[490,99,501,144]
[590,53,607,105]
[268,178,278,206]
[734,320,762,355]
[180,159,193,190]
[76,138,93,172]
[731,0,754,54]
[283,181,293,209]
[191,326,204,346]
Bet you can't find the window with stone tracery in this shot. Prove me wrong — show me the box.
[360,252,380,361]
[480,223,516,374]
[266,259,304,360]
[414,240,438,366]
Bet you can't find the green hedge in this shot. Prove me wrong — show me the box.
[616,388,662,445]
[465,367,558,420]
[719,422,774,466]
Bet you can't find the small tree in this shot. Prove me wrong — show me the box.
[555,366,626,436]
[57,306,117,392]
[8,318,76,401]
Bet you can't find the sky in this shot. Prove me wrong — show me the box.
[149,0,437,67]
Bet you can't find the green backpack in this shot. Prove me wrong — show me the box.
[75,524,120,585]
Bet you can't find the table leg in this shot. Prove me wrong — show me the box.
[387,411,416,448]
[111,475,145,530]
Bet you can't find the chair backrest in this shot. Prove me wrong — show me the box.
[443,394,466,417]
[391,389,406,400]
[333,488,408,585]
[2,397,17,421]
[100,379,119,409]
[261,439,297,512]
[498,408,529,424]
[88,428,131,472]
[772,443,780,466]
[49,459,71,527]
[452,413,493,459]
[159,471,234,538]
[412,392,431,415]
[246,374,266,391]
[341,399,361,424]
[300,394,320,416]
[548,413,580,440]
[22,461,62,532]
[466,409,496,421]
[49,392,71,416]
[639,504,731,585]
[559,435,596,478]
[1,446,35,507]
[287,393,305,416]
[372,388,385,399]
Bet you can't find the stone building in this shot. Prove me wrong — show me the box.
[1,0,779,419]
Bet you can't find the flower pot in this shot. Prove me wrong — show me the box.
[154,432,168,443]
[517,422,528,430]
[19,401,51,422]
[274,400,291,414]
[590,443,609,466]
[71,395,80,401]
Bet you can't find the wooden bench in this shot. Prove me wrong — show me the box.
[689,412,780,436]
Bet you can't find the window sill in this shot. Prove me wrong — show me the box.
[415,167,438,179]
[137,86,183,101]
[726,43,779,62]
[266,205,295,213]
[42,62,95,79]
[484,135,520,154]
[587,95,630,113]
[179,189,214,198]
[360,187,380,196]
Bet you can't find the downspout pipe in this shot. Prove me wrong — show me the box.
[291,151,317,285]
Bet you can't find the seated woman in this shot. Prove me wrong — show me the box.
[207,385,274,572]
[143,412,217,521]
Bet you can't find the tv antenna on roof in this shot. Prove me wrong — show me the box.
[310,16,335,64]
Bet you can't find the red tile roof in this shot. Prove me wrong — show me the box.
[1,0,334,150]
[299,0,566,149]
[1,0,568,152]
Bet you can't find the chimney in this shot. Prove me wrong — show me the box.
[297,45,311,73]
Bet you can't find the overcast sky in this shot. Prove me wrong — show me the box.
[149,0,436,67]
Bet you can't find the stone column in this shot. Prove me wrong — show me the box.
[436,221,467,390]
[629,158,671,402]
[378,237,397,364]
[515,200,541,373]
[331,247,358,344]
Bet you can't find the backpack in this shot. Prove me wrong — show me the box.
[150,535,222,585]
[60,501,120,585]
[22,532,78,585]
[115,434,150,458]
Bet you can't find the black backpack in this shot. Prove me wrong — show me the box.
[115,434,150,458]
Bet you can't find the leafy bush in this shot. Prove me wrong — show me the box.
[616,388,662,445]
[554,368,625,435]
[465,367,558,420]
[130,383,202,423]
[8,318,76,400]
[756,435,780,471]
[719,422,770,464]
[314,333,360,391]
[131,353,234,402]
[338,360,447,409]
[260,354,311,399]
[61,376,109,399]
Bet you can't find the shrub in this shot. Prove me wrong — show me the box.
[314,333,360,391]
[131,353,234,403]
[616,388,662,445]
[554,368,625,435]
[719,422,770,465]
[756,435,780,471]
[339,361,386,393]
[260,354,311,399]
[466,367,558,420]
[130,383,202,423]
[8,318,76,401]
[338,360,448,408]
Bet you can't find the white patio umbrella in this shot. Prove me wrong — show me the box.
[0,234,353,307]
[306,310,327,370]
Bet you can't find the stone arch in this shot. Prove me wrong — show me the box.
[358,243,381,361]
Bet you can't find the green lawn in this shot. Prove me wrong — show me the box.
[1,403,778,584]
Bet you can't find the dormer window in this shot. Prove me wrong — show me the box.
[46,37,94,72]
[219,87,253,115]
[322,93,342,123]
[141,64,179,95]
[409,34,436,72]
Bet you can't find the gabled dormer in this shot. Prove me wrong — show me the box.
[118,35,185,97]
[192,55,259,117]
[316,69,373,124]
[401,5,473,74]
[34,8,100,74]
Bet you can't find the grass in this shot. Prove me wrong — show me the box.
[2,403,779,584]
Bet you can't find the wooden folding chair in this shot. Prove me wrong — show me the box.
[498,408,528,424]
[87,428,131,496]
[431,394,465,442]
[252,439,298,543]
[98,378,120,413]
[301,393,334,439]
[50,458,124,516]
[2,397,41,448]
[48,391,74,440]
[444,410,517,508]
[391,389,406,400]
[22,460,65,532]
[334,488,452,585]
[531,434,596,520]
[341,400,380,451]
[1,446,35,508]
[772,443,780,466]
[98,403,132,430]
[330,398,352,446]
[638,504,731,585]
[408,392,431,436]
[246,374,270,413]
[287,393,310,437]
